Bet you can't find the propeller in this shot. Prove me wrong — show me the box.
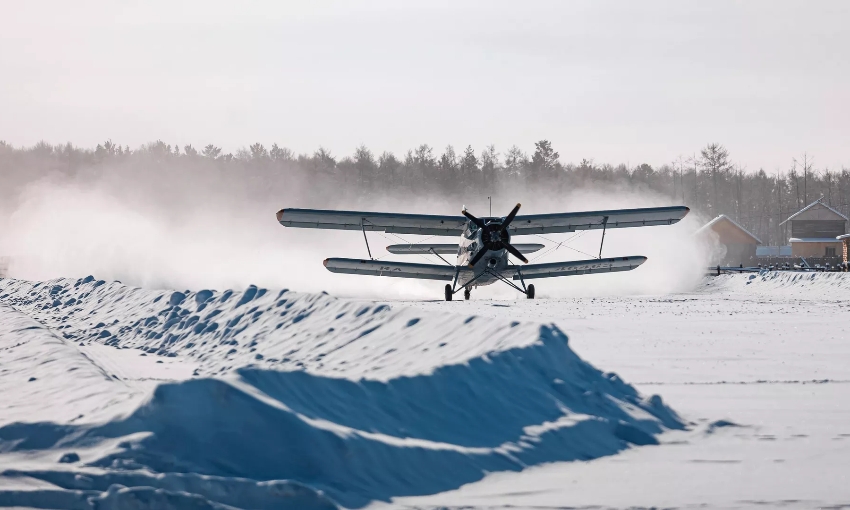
[462,203,528,268]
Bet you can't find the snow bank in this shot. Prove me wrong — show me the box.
[701,271,850,298]
[0,303,135,425]
[0,277,683,509]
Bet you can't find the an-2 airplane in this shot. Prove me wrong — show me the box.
[276,203,689,300]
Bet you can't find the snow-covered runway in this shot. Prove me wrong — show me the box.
[383,272,850,509]
[0,272,848,509]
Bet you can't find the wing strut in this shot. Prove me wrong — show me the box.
[598,215,609,259]
[428,247,454,267]
[515,267,528,293]
[361,218,373,260]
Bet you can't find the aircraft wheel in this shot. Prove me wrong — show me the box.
[464,287,471,300]
[444,284,452,301]
[526,284,535,299]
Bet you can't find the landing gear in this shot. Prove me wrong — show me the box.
[464,287,471,300]
[526,284,535,299]
[444,284,452,301]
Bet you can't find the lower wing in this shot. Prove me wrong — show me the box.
[510,256,647,280]
[323,258,467,281]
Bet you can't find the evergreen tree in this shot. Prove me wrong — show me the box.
[459,145,479,190]
[530,140,560,183]
[202,144,222,159]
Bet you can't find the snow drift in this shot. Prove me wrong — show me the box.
[703,270,850,297]
[0,277,683,509]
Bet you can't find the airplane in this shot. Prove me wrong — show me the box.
[276,203,689,300]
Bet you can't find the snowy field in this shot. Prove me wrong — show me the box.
[0,271,848,509]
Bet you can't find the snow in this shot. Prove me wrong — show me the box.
[0,275,684,509]
[1,271,848,508]
[375,271,850,509]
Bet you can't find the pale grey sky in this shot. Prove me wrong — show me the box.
[1,0,847,171]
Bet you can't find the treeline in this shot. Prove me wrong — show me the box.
[1,139,848,246]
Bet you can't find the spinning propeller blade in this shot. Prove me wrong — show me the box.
[461,208,487,229]
[503,242,528,263]
[467,248,488,268]
[502,203,521,228]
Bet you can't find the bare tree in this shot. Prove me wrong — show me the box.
[699,143,731,216]
[793,152,813,205]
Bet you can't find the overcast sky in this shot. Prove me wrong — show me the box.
[2,0,847,172]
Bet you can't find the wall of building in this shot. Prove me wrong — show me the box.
[791,220,846,238]
[704,242,757,267]
[723,243,757,266]
[790,241,843,258]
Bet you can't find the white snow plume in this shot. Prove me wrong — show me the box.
[0,168,707,299]
[0,277,683,509]
[0,179,388,295]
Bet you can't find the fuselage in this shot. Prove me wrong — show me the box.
[456,219,510,287]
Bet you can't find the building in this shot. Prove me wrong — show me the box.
[839,234,850,264]
[756,245,792,257]
[779,199,848,259]
[695,214,762,266]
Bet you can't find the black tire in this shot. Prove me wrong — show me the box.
[526,284,535,299]
[444,284,452,301]
[464,287,471,300]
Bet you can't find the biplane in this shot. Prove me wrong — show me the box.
[276,203,689,300]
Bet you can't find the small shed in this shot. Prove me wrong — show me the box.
[780,199,848,258]
[695,214,762,266]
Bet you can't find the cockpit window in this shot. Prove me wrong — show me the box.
[464,222,479,239]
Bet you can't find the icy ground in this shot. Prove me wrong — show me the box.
[0,271,848,509]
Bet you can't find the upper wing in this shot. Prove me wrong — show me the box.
[386,243,545,255]
[510,256,647,280]
[508,206,689,236]
[277,209,467,236]
[323,258,467,281]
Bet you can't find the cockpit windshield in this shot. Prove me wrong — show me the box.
[464,221,480,239]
